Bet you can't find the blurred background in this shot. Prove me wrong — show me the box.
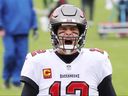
[0,0,128,95]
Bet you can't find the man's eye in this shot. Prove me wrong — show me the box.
[58,31,64,35]
[72,32,79,35]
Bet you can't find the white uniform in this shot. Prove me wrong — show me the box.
[21,48,112,96]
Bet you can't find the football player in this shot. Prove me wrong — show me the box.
[21,4,116,96]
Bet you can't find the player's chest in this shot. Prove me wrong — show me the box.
[37,61,99,96]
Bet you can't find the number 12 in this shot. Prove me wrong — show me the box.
[49,81,89,96]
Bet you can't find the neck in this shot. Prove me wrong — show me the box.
[55,51,79,63]
[56,49,79,55]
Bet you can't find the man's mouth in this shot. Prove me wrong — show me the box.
[65,40,73,45]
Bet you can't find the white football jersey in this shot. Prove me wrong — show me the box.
[21,48,112,96]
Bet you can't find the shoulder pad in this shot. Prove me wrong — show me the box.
[103,51,110,58]
[25,53,33,60]
[31,49,46,57]
[89,48,104,54]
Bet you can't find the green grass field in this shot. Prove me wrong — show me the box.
[0,0,128,95]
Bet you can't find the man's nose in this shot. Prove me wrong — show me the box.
[65,29,72,35]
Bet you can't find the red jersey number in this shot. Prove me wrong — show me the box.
[49,81,89,96]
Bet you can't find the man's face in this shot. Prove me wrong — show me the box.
[58,25,79,37]
[57,25,80,55]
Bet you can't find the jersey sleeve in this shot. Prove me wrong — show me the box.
[98,51,112,84]
[21,53,39,86]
